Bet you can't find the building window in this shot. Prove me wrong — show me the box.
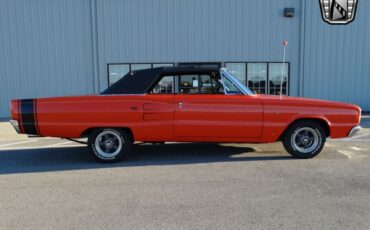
[268,63,288,95]
[225,63,246,85]
[108,64,129,86]
[247,63,267,94]
[153,63,174,68]
[107,63,174,86]
[179,62,221,68]
[130,64,151,71]
[225,62,289,95]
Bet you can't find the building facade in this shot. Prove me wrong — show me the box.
[0,0,369,118]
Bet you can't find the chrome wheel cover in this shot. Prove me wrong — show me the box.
[94,130,123,158]
[291,127,319,154]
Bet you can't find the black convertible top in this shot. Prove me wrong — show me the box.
[101,66,220,95]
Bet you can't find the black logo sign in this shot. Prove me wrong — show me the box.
[319,0,358,24]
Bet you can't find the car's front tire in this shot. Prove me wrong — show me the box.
[282,121,326,159]
[88,128,132,163]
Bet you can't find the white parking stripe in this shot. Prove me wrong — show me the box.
[350,134,369,139]
[253,147,262,152]
[0,140,38,147]
[338,150,354,159]
[331,134,370,142]
[332,139,370,142]
[0,144,84,151]
[44,141,73,148]
[350,146,362,151]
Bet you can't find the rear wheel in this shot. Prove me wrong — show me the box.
[88,128,132,163]
[282,121,326,159]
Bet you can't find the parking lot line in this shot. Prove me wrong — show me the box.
[331,134,370,142]
[349,134,369,139]
[0,144,83,151]
[338,150,355,159]
[350,146,362,151]
[44,141,74,148]
[332,139,370,142]
[0,140,38,147]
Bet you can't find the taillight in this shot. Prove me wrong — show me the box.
[10,99,19,120]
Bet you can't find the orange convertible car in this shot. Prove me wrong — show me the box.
[10,66,361,162]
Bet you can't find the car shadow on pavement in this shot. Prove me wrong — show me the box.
[0,143,292,174]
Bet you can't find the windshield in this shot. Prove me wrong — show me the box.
[220,75,243,95]
[220,68,254,95]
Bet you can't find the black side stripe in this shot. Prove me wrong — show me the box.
[20,99,39,135]
[34,99,41,135]
[18,99,24,133]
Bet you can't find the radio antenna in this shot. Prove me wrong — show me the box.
[280,40,288,99]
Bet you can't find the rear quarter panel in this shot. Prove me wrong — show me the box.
[36,95,174,140]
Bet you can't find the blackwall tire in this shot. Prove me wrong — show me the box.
[88,128,132,163]
[282,121,326,159]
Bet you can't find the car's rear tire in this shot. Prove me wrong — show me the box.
[282,121,326,159]
[88,128,132,163]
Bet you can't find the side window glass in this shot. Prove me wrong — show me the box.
[179,75,199,94]
[179,74,223,94]
[200,75,223,94]
[200,75,213,94]
[150,76,174,94]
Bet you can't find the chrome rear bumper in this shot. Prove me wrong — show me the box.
[348,126,361,138]
[9,120,20,133]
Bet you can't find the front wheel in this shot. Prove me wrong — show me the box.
[88,128,132,163]
[282,121,326,159]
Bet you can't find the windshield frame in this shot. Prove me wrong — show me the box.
[220,68,254,95]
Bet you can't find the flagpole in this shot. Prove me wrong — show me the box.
[280,40,288,99]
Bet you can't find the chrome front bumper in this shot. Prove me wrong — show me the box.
[348,126,362,138]
[9,119,20,133]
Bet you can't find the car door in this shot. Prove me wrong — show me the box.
[139,94,174,140]
[174,74,263,138]
[134,75,175,141]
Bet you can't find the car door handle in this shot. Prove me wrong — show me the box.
[178,102,183,108]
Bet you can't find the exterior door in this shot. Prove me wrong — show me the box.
[174,94,263,138]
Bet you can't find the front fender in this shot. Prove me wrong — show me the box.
[260,113,331,143]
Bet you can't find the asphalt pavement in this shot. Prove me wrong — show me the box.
[0,118,369,230]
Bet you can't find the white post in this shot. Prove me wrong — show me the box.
[280,40,288,99]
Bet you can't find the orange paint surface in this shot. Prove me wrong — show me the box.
[10,94,361,143]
